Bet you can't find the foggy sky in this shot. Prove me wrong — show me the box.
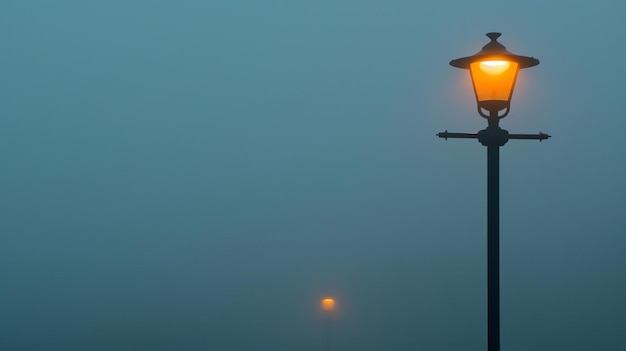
[1,1,625,350]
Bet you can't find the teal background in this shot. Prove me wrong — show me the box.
[1,1,624,350]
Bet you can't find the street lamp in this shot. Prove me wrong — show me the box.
[320,297,336,351]
[438,33,550,351]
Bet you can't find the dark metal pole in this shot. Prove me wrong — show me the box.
[437,113,549,351]
[326,316,331,351]
[487,112,500,351]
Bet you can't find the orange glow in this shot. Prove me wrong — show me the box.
[321,298,335,311]
[470,60,519,107]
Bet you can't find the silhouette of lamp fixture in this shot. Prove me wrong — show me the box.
[438,32,550,144]
[450,32,539,119]
[437,33,550,351]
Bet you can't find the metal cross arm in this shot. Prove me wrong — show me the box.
[437,130,551,142]
[437,131,478,140]
[508,132,551,141]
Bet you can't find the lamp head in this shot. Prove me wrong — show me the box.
[450,33,539,119]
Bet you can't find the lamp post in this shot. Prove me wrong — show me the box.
[321,298,336,351]
[438,33,549,351]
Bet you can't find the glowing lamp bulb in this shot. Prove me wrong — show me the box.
[321,298,335,311]
[479,60,511,75]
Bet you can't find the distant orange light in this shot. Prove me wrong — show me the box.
[321,298,335,311]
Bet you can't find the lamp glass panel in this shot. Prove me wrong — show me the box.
[470,60,519,103]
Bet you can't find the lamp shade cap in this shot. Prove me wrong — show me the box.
[450,32,539,69]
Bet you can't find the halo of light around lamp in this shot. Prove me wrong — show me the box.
[450,33,539,119]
